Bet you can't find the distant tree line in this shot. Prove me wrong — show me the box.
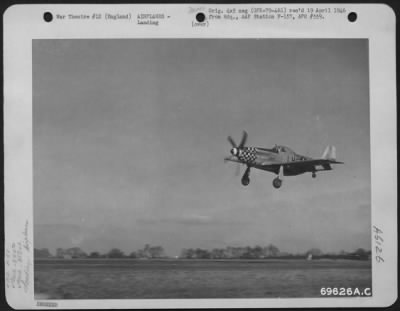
[34,244,166,259]
[179,246,371,260]
[34,245,371,260]
[34,248,53,258]
[180,244,280,259]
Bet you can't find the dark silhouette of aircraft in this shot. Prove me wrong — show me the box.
[224,131,343,188]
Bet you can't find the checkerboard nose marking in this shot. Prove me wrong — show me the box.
[239,147,257,163]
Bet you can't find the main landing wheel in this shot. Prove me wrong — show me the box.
[312,172,316,178]
[241,176,250,186]
[272,177,282,189]
[241,166,251,186]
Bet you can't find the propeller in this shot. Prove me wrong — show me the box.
[225,131,248,176]
[227,131,248,149]
[238,130,248,149]
[227,135,237,148]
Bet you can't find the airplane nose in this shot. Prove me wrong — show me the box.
[230,148,237,156]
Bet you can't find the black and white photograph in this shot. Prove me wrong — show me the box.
[3,4,397,309]
[32,38,372,299]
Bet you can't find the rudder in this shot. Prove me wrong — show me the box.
[321,145,336,160]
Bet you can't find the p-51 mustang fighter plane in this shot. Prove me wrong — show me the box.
[224,131,343,188]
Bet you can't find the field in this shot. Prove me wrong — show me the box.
[34,259,372,299]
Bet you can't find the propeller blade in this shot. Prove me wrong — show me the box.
[238,131,248,148]
[227,136,237,148]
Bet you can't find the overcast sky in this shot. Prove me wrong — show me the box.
[33,39,370,256]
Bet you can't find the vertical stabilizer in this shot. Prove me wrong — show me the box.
[321,145,336,160]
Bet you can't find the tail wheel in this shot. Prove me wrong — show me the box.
[273,177,282,189]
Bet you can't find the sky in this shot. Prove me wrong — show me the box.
[33,39,370,256]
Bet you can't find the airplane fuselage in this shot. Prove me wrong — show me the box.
[236,146,322,176]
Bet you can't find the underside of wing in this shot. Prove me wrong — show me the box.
[258,159,343,173]
[286,159,344,166]
[224,157,242,164]
[261,158,343,166]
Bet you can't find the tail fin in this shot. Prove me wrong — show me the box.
[321,145,336,160]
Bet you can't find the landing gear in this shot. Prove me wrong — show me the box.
[272,166,283,189]
[273,177,282,189]
[312,172,316,178]
[241,166,251,186]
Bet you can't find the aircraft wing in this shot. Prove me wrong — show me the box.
[224,156,242,164]
[226,156,343,169]
[260,158,343,170]
[285,159,344,166]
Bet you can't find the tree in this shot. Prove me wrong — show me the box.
[241,246,255,259]
[353,248,367,256]
[107,248,125,258]
[306,248,323,257]
[180,248,196,259]
[56,247,87,258]
[253,245,264,258]
[211,248,225,259]
[194,248,211,259]
[143,244,151,258]
[353,248,369,259]
[226,247,246,258]
[88,251,100,258]
[134,244,165,258]
[129,251,137,258]
[263,244,280,257]
[148,246,165,258]
[223,247,234,258]
[68,247,87,258]
[34,248,52,258]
